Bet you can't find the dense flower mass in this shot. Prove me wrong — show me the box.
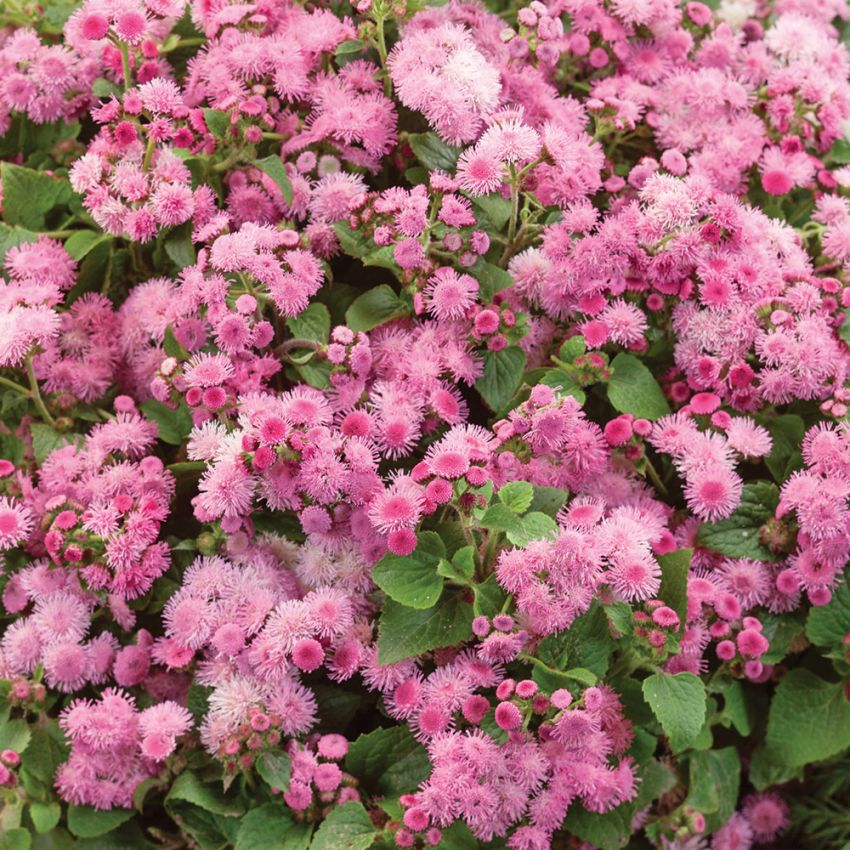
[2,0,850,847]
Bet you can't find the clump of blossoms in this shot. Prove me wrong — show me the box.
[1,0,850,847]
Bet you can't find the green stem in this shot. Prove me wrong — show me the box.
[516,153,547,181]
[120,42,132,92]
[0,375,30,395]
[498,171,521,267]
[481,529,503,574]
[278,338,321,353]
[102,249,114,296]
[142,134,156,171]
[26,354,56,427]
[644,457,669,497]
[167,461,208,475]
[374,14,392,99]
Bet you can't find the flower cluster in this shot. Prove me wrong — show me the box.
[56,689,191,809]
[1,0,848,847]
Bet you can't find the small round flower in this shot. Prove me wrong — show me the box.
[403,807,429,831]
[494,700,522,730]
[461,694,490,724]
[314,762,342,791]
[456,146,504,196]
[114,9,147,45]
[317,734,348,760]
[368,481,424,534]
[762,169,793,196]
[388,528,417,556]
[423,268,479,321]
[292,638,324,672]
[743,792,789,843]
[736,628,769,659]
[651,606,680,628]
[684,467,742,522]
[0,499,33,549]
[604,417,633,446]
[43,641,90,692]
[80,12,110,39]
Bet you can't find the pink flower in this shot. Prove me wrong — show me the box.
[424,268,479,321]
[0,499,33,549]
[457,147,504,196]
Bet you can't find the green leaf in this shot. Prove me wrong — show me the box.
[841,308,850,346]
[473,573,507,619]
[539,368,586,404]
[255,155,293,205]
[686,748,740,830]
[202,108,230,137]
[560,336,586,360]
[695,481,780,561]
[310,802,377,850]
[372,531,445,609]
[436,823,480,850]
[766,669,850,767]
[333,222,371,258]
[286,302,330,344]
[187,683,212,724]
[828,138,850,165]
[346,726,430,796]
[657,548,691,627]
[0,223,38,265]
[233,803,304,850]
[1,162,73,229]
[30,424,81,465]
[479,502,523,534]
[437,546,475,584]
[0,829,31,850]
[92,77,121,98]
[344,285,408,332]
[335,39,364,58]
[0,718,31,754]
[164,771,245,817]
[64,230,109,261]
[634,757,676,808]
[807,566,850,646]
[378,591,473,664]
[165,232,196,268]
[163,325,190,360]
[21,725,67,783]
[140,399,193,446]
[748,743,803,791]
[528,486,568,517]
[407,132,461,172]
[476,346,526,412]
[764,414,804,483]
[472,260,513,301]
[471,194,512,229]
[67,806,135,838]
[536,602,612,681]
[714,680,753,737]
[498,481,534,513]
[255,751,292,791]
[642,673,707,752]
[759,614,803,665]
[607,353,670,420]
[506,511,558,547]
[605,601,634,638]
[29,801,61,834]
[562,803,634,850]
